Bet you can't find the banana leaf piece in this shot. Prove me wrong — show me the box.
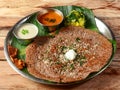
[54,6,99,32]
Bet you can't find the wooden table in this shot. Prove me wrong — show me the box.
[0,0,120,90]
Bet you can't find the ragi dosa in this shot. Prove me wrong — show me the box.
[26,26,112,83]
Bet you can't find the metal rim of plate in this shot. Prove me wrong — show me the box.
[4,13,116,85]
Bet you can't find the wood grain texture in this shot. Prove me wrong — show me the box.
[0,0,120,90]
[0,0,115,8]
[0,61,120,90]
[0,0,119,27]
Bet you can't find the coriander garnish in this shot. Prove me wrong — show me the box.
[70,64,75,70]
[77,55,87,66]
[21,29,29,35]
[79,61,85,66]
[76,37,80,42]
[55,61,61,65]
[61,46,67,51]
[81,55,86,60]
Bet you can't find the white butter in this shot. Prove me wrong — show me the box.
[65,49,77,60]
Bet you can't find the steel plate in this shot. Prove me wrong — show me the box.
[4,14,116,85]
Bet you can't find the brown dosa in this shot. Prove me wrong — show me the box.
[26,26,112,83]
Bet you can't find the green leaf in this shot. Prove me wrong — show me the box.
[109,39,117,53]
[54,6,99,32]
[11,36,26,60]
[76,37,81,42]
[21,29,29,35]
[70,64,75,70]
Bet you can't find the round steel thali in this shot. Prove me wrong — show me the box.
[4,12,116,85]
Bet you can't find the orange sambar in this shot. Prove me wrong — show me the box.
[37,10,63,26]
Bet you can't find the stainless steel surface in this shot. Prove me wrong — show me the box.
[36,8,64,26]
[95,18,113,40]
[4,15,115,85]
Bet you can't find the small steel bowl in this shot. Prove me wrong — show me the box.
[36,8,64,32]
[13,23,38,45]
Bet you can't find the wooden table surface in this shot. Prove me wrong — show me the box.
[0,0,120,90]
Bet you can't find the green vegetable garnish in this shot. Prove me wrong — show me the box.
[65,10,86,27]
[61,46,67,51]
[76,54,87,66]
[70,64,75,70]
[79,61,85,66]
[76,37,81,42]
[21,29,29,35]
